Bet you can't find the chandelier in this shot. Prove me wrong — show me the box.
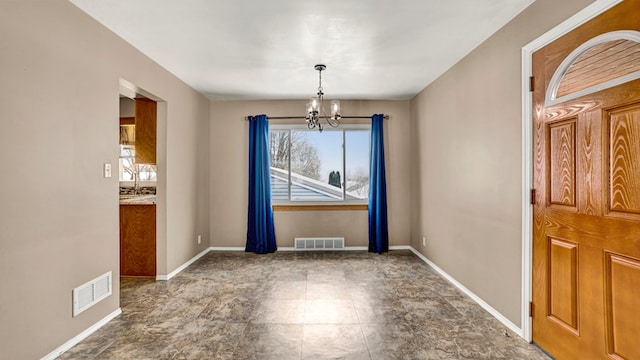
[306,64,341,132]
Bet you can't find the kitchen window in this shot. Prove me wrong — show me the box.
[119,145,157,182]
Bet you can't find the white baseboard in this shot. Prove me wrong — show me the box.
[389,245,411,250]
[277,246,410,251]
[345,246,368,251]
[209,245,411,252]
[157,247,212,281]
[209,246,245,251]
[409,247,524,338]
[277,247,295,251]
[41,308,122,360]
[278,246,377,251]
[206,246,372,252]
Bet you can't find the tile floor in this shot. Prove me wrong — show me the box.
[58,250,551,359]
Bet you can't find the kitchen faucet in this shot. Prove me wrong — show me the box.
[133,168,140,195]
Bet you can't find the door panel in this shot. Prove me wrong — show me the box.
[608,104,640,216]
[605,253,640,360]
[548,120,577,208]
[548,238,579,334]
[532,1,640,359]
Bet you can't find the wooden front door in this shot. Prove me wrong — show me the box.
[532,1,640,359]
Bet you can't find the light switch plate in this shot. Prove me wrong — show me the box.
[104,163,112,178]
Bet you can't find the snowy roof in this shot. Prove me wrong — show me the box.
[270,167,365,201]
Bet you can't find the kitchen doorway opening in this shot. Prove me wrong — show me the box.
[118,79,167,283]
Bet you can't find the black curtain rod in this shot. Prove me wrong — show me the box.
[244,115,390,121]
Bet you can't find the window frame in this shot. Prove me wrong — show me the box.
[269,124,371,205]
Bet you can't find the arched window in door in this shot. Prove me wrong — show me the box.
[546,30,640,106]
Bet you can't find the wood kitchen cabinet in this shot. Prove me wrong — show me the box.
[134,97,156,164]
[120,204,156,277]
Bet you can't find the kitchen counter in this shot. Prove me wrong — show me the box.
[119,194,156,205]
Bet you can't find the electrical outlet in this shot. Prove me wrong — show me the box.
[422,236,426,246]
[103,163,111,178]
[197,235,201,244]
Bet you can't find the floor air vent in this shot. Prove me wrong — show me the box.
[294,237,345,250]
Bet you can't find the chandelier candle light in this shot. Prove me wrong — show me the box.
[243,65,388,125]
[306,64,341,132]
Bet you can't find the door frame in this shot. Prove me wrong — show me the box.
[520,0,622,342]
[119,78,168,279]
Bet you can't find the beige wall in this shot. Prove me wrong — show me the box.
[0,1,210,359]
[210,100,411,248]
[410,0,596,326]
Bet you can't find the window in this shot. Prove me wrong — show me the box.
[269,125,370,202]
[119,145,157,182]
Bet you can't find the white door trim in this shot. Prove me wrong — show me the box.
[520,0,622,342]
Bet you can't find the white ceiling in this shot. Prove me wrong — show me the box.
[70,0,534,100]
